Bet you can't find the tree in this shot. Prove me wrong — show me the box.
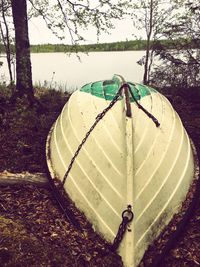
[11,0,34,104]
[150,0,200,88]
[7,0,129,104]
[132,0,173,84]
[0,0,14,85]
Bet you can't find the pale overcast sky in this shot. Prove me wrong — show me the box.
[28,17,139,45]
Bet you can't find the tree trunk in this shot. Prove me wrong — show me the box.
[143,38,150,84]
[0,1,14,84]
[143,0,153,85]
[11,0,34,104]
[0,17,13,84]
[0,22,13,84]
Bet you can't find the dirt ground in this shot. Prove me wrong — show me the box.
[0,86,199,266]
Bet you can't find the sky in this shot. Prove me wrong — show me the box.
[28,16,140,45]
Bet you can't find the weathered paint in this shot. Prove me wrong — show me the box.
[46,75,195,267]
[80,79,157,102]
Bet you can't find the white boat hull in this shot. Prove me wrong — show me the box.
[46,77,195,266]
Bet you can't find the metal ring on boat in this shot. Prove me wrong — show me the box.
[122,205,134,223]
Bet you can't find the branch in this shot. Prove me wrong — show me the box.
[56,0,79,44]
[28,0,63,40]
[186,49,200,66]
[0,171,48,185]
[66,0,89,10]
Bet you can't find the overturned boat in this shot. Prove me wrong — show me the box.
[46,75,197,266]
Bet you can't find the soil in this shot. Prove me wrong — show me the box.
[0,86,199,266]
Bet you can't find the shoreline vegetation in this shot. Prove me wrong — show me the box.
[0,39,199,54]
[30,40,154,53]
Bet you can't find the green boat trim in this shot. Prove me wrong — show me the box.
[80,75,157,103]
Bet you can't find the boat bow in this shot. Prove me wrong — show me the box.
[46,75,195,267]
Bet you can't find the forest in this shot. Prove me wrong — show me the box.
[0,39,157,53]
[30,40,152,53]
[31,39,200,53]
[1,38,199,53]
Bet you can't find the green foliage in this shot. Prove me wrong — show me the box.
[29,39,200,53]
[30,40,148,53]
[0,43,5,52]
[131,0,176,84]
[150,0,200,88]
[28,0,130,45]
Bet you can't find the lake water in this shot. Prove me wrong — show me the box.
[0,51,145,92]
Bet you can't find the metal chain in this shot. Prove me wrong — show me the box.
[62,84,124,185]
[111,205,134,251]
[62,82,160,185]
[128,84,160,127]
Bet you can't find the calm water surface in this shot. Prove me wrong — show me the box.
[1,51,145,92]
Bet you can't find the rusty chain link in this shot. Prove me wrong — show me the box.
[62,84,124,185]
[111,205,134,251]
[127,84,160,127]
[62,82,160,185]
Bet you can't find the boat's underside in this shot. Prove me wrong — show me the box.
[46,79,195,266]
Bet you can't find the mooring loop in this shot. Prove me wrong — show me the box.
[111,205,134,251]
[122,205,134,223]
